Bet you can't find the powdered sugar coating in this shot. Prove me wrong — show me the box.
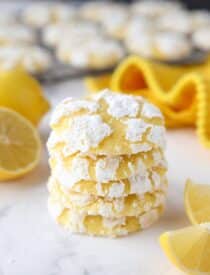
[48,197,163,236]
[48,90,165,155]
[96,181,125,198]
[152,151,167,168]
[95,157,120,182]
[147,126,166,149]
[49,177,166,218]
[68,210,86,233]
[98,203,113,217]
[62,114,112,156]
[0,45,51,73]
[67,192,93,207]
[98,90,140,118]
[53,157,90,188]
[154,32,192,60]
[129,159,152,193]
[108,183,125,197]
[141,102,163,119]
[129,172,152,194]
[103,217,126,229]
[124,118,150,142]
[113,198,125,212]
[50,98,99,125]
[47,199,64,220]
[192,27,210,51]
[154,192,166,207]
[139,208,160,229]
[151,171,162,189]
[47,131,61,150]
[69,38,125,69]
[130,143,152,154]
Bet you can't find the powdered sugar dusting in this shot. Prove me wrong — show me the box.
[139,208,159,229]
[53,157,90,188]
[96,89,140,118]
[124,118,150,142]
[48,199,64,220]
[113,198,124,212]
[147,126,166,149]
[47,131,62,151]
[95,157,120,182]
[141,102,163,119]
[50,98,99,125]
[62,114,112,156]
[103,217,126,229]
[68,210,86,233]
[131,143,152,154]
[129,172,152,194]
[153,151,167,168]
[98,203,113,217]
[108,183,125,197]
[68,192,93,207]
[151,171,162,189]
[154,193,166,207]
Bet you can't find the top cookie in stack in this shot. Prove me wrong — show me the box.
[47,89,167,237]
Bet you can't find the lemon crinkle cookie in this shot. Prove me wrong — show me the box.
[131,1,183,18]
[44,21,99,48]
[79,2,114,22]
[58,37,125,69]
[49,164,167,198]
[0,25,35,46]
[0,45,51,73]
[47,89,167,237]
[47,90,165,156]
[48,198,164,237]
[192,27,210,51]
[22,3,76,27]
[48,177,167,218]
[154,32,192,60]
[49,148,167,183]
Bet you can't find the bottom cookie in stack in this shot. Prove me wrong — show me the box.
[48,199,164,237]
[48,176,167,237]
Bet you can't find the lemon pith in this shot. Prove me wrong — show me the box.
[0,107,41,180]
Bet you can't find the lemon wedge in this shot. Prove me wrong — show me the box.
[185,179,210,224]
[0,69,50,125]
[0,107,41,180]
[160,224,210,274]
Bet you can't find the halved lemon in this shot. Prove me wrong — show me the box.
[160,224,210,274]
[0,69,50,125]
[0,107,41,180]
[185,179,210,224]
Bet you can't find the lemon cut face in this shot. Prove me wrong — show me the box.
[0,107,41,180]
[160,224,210,274]
[185,179,210,224]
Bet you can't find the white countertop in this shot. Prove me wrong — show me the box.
[0,80,210,275]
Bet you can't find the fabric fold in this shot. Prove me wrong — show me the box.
[85,55,210,147]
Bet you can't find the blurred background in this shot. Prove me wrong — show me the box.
[1,0,210,82]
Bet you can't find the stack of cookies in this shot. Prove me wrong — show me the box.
[47,89,168,237]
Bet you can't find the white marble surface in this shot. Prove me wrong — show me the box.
[0,80,210,275]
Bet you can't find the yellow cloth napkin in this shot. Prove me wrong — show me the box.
[85,55,210,148]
